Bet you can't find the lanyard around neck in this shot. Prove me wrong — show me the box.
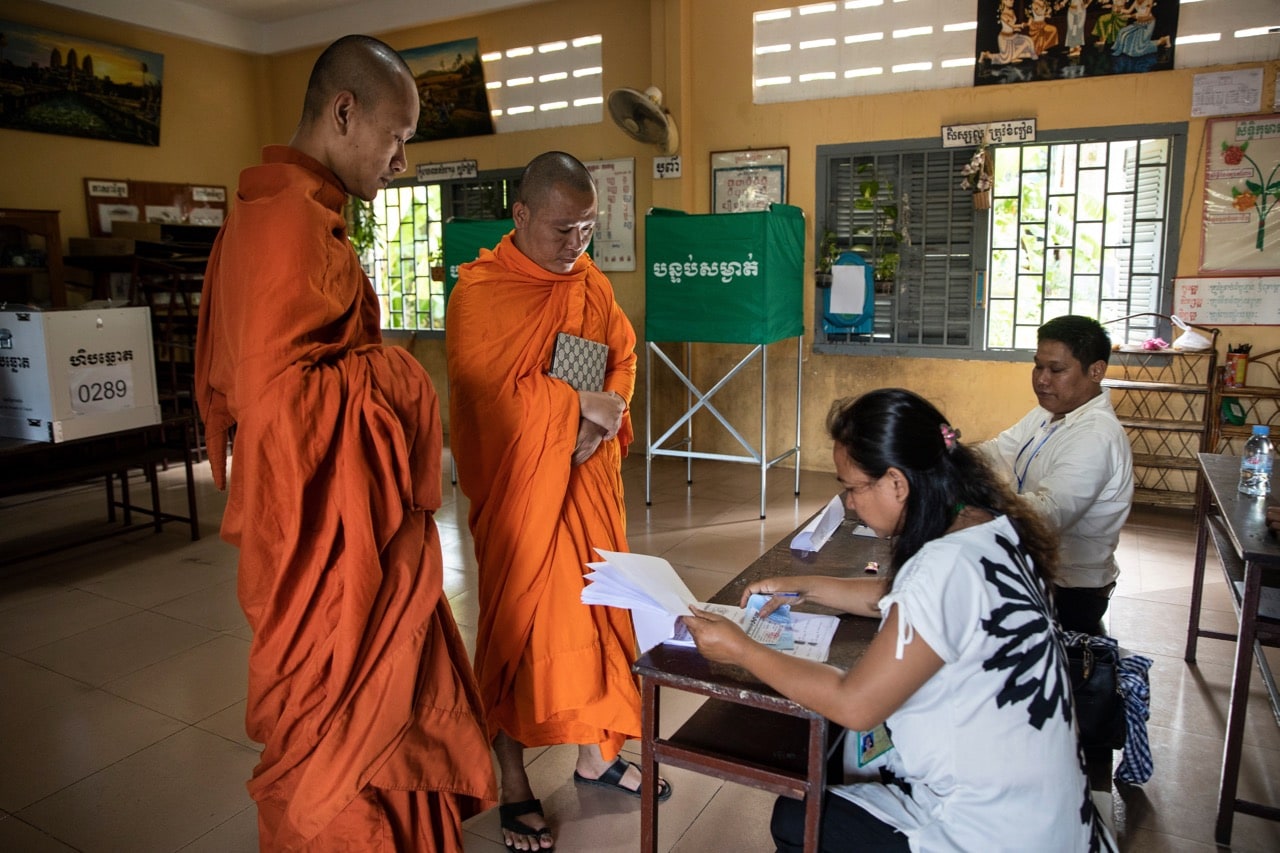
[1013,419,1061,493]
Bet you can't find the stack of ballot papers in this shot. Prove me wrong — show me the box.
[582,549,839,660]
[791,495,877,552]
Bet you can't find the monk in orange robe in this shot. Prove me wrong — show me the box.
[447,151,670,851]
[195,35,495,851]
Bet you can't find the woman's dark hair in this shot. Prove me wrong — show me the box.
[827,388,1058,583]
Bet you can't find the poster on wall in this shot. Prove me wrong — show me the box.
[0,20,163,146]
[974,0,1179,87]
[585,158,635,271]
[711,148,788,214]
[399,37,494,143]
[1201,114,1280,275]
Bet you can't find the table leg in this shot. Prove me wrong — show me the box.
[1185,472,1211,663]
[183,442,200,540]
[803,718,827,853]
[641,678,659,853]
[120,470,132,525]
[105,473,117,523]
[148,461,162,533]
[1214,561,1263,845]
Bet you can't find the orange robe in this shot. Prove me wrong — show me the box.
[195,145,496,851]
[446,234,639,758]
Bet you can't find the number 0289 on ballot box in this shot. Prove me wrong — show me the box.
[0,307,160,442]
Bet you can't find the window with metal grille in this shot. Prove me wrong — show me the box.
[360,173,519,332]
[985,134,1179,350]
[815,124,1184,358]
[816,142,980,350]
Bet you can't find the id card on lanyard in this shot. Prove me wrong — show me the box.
[1013,420,1061,494]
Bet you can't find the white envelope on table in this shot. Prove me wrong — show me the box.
[790,495,845,553]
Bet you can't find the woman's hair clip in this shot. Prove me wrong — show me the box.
[939,423,960,450]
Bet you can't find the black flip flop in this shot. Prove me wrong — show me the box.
[573,757,673,802]
[498,798,554,852]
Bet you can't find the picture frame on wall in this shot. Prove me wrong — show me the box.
[0,20,164,146]
[973,0,1179,87]
[1201,113,1280,275]
[711,147,788,214]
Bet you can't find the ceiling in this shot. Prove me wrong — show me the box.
[38,0,545,55]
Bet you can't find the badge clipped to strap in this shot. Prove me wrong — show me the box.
[843,722,895,782]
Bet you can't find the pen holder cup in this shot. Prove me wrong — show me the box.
[1224,352,1249,388]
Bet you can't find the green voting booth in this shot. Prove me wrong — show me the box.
[442,217,513,306]
[643,204,805,517]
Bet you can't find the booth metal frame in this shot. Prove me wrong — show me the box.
[644,337,801,518]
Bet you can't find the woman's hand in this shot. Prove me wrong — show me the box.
[680,607,750,665]
[740,576,819,618]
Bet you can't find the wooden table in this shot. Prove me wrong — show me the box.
[0,416,200,564]
[633,517,889,853]
[1185,452,1280,844]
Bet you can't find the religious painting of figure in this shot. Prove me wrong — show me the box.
[399,37,494,143]
[0,20,163,146]
[974,0,1179,86]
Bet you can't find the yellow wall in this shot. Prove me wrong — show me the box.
[3,0,1277,473]
[0,1,267,240]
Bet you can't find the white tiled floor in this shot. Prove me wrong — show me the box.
[1,452,1278,851]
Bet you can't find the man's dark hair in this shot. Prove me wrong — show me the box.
[515,151,595,211]
[1038,315,1111,368]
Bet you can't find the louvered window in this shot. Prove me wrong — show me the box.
[816,143,979,349]
[815,125,1184,357]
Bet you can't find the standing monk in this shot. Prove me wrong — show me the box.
[195,34,496,850]
[447,151,671,851]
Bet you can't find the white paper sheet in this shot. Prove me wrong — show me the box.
[829,263,867,314]
[790,494,845,552]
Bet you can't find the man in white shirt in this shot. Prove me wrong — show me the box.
[980,315,1134,633]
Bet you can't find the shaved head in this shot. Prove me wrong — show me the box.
[301,35,414,127]
[290,34,419,201]
[516,151,596,212]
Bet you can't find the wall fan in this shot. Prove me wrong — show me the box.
[607,86,679,155]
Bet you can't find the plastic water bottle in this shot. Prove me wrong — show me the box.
[1239,425,1273,497]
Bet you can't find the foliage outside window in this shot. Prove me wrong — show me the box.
[815,125,1184,357]
[350,174,519,332]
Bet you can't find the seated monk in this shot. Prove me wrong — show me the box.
[195,34,495,850]
[447,150,670,852]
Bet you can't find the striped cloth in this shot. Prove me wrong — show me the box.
[1114,650,1154,784]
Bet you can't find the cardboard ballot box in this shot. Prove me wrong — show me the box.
[0,307,160,442]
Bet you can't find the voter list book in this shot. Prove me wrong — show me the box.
[582,549,838,661]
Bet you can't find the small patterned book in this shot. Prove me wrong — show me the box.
[550,332,608,392]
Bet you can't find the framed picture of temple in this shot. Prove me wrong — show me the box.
[0,20,163,146]
[399,37,494,143]
[974,0,1179,87]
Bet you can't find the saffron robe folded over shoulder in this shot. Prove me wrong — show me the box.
[447,234,639,757]
[195,145,496,851]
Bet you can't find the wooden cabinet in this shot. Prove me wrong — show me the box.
[0,208,65,308]
[130,226,218,420]
[1208,346,1280,456]
[1103,345,1218,509]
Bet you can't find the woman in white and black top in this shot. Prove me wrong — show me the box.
[682,388,1115,852]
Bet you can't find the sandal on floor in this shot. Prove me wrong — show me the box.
[498,798,554,852]
[573,757,673,802]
